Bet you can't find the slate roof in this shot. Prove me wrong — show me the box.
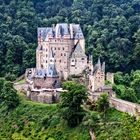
[35,65,58,78]
[47,64,58,78]
[93,58,105,74]
[56,23,69,37]
[38,27,53,41]
[38,23,84,39]
[73,24,84,39]
[71,43,87,58]
[35,68,47,78]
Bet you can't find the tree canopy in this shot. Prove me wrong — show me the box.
[0,78,19,109]
[59,81,87,127]
[1,0,140,78]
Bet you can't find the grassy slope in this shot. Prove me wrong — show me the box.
[0,94,138,140]
[0,95,90,140]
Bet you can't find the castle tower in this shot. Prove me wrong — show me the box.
[97,57,101,69]
[88,58,106,92]
[36,23,87,80]
[88,55,93,73]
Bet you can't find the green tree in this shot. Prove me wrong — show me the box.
[122,88,138,103]
[97,93,109,114]
[131,78,140,99]
[0,81,19,109]
[59,81,87,127]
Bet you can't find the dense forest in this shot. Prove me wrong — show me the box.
[1,0,140,78]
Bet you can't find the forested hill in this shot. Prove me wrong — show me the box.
[1,0,140,78]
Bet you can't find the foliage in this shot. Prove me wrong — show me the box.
[113,71,140,103]
[0,79,19,109]
[5,73,16,81]
[97,93,109,114]
[59,81,87,127]
[1,0,140,77]
[0,94,140,140]
[0,96,90,140]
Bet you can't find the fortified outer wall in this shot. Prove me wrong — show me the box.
[110,97,140,117]
[27,90,60,104]
[89,91,140,117]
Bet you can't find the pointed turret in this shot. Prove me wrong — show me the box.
[89,55,93,64]
[102,62,105,72]
[88,55,93,73]
[97,57,101,69]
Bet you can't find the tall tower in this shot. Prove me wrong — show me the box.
[36,23,87,80]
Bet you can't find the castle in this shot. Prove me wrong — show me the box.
[26,23,114,94]
[36,23,87,80]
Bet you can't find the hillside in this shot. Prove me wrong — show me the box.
[0,93,140,140]
[1,0,140,78]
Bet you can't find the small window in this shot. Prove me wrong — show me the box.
[72,60,74,62]
[63,47,64,50]
[54,47,56,50]
[58,48,60,50]
[61,53,63,56]
[64,53,66,56]
[81,58,84,60]
[46,49,47,52]
[60,60,61,63]
[46,54,48,57]
[46,60,47,63]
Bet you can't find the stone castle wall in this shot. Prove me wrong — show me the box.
[37,39,76,79]
[70,57,87,75]
[110,97,140,117]
[27,90,60,104]
[33,77,59,89]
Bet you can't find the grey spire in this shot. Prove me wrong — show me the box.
[97,57,101,69]
[102,62,105,72]
[89,55,93,64]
